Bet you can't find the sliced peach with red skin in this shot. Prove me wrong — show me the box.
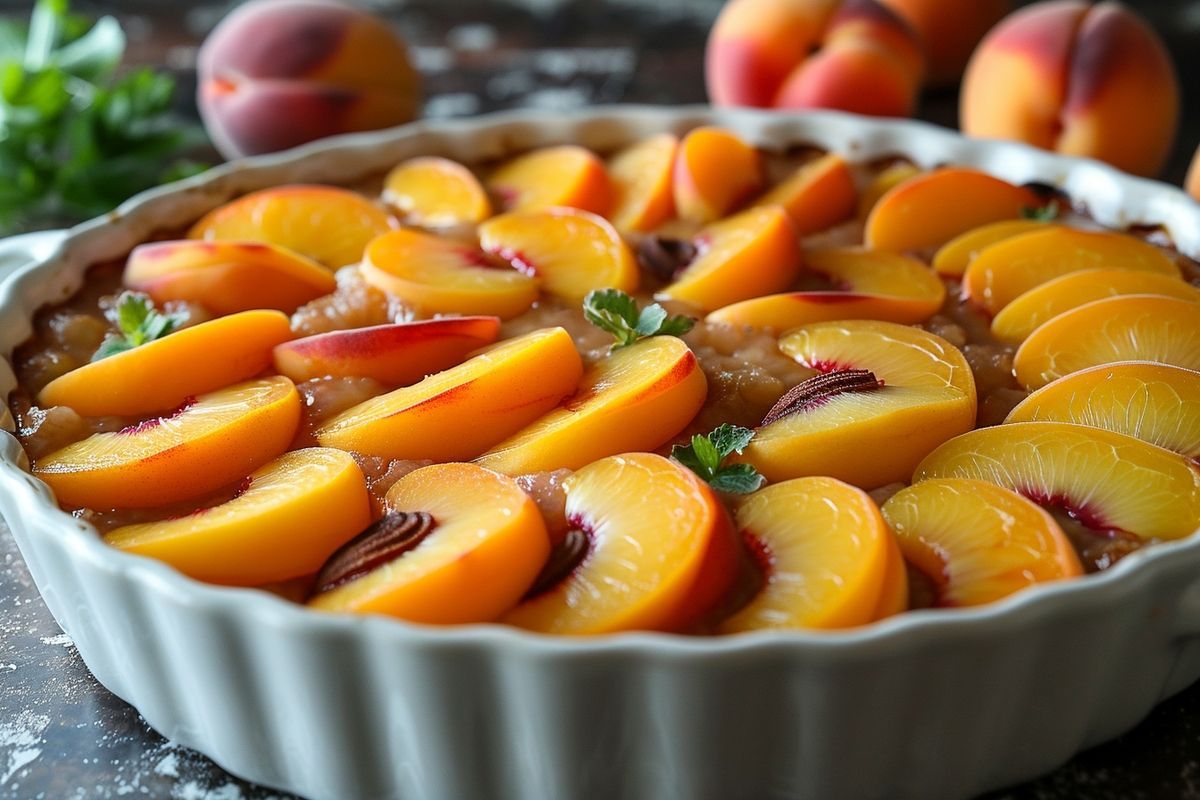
[991,268,1200,345]
[673,126,764,224]
[38,309,293,417]
[1013,294,1200,390]
[382,156,491,227]
[720,476,893,632]
[706,246,945,330]
[932,219,1047,277]
[309,463,550,623]
[754,153,857,235]
[1006,362,1200,459]
[864,168,1042,253]
[478,207,639,301]
[315,327,583,461]
[272,316,501,385]
[486,145,613,215]
[962,226,1181,316]
[740,320,977,488]
[881,478,1082,608]
[477,335,706,474]
[656,205,801,312]
[607,133,678,233]
[502,452,733,635]
[360,227,538,319]
[914,421,1200,541]
[35,376,300,509]
[124,240,336,315]
[188,185,393,268]
[105,448,371,586]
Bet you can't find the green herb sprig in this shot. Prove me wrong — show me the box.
[671,423,765,495]
[1020,200,1060,222]
[583,288,694,350]
[92,291,186,361]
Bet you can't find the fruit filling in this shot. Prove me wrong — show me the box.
[10,129,1200,634]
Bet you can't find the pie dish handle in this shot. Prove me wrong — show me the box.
[0,229,69,284]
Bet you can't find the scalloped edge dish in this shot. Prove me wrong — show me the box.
[2,106,1199,800]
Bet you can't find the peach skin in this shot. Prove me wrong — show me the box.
[105,448,372,586]
[478,207,639,301]
[503,453,732,635]
[38,310,294,417]
[673,126,764,224]
[741,320,977,488]
[656,205,801,312]
[314,327,584,460]
[871,530,909,620]
[382,156,491,228]
[1013,294,1200,390]
[272,316,501,385]
[865,167,1042,253]
[360,227,539,319]
[915,421,1200,541]
[858,161,919,218]
[706,246,945,330]
[308,463,550,623]
[1188,144,1200,202]
[124,240,336,315]
[881,478,1081,608]
[960,0,1180,177]
[720,476,893,632]
[607,133,678,233]
[931,219,1047,278]
[476,335,707,474]
[753,152,857,235]
[189,185,393,268]
[486,145,613,215]
[878,0,1010,85]
[1006,362,1200,459]
[34,376,301,509]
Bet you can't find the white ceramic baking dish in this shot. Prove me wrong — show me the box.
[2,106,1199,800]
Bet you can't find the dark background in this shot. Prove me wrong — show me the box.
[0,1,1199,799]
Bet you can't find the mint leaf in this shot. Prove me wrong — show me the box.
[671,424,763,494]
[92,291,184,361]
[709,463,765,494]
[583,289,694,351]
[1020,200,1060,222]
[708,422,754,459]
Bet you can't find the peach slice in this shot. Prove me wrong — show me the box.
[962,226,1181,316]
[720,476,893,632]
[478,207,639,300]
[706,246,945,330]
[105,448,371,586]
[315,327,583,460]
[607,133,678,233]
[486,145,613,215]
[931,219,1047,277]
[1006,362,1200,459]
[673,126,764,224]
[1013,295,1200,390]
[382,156,491,227]
[753,153,857,235]
[188,185,393,268]
[272,316,501,385]
[309,463,550,623]
[502,452,732,635]
[914,421,1200,541]
[741,320,977,488]
[124,240,336,315]
[864,168,1042,253]
[858,161,920,219]
[34,376,300,509]
[881,478,1083,608]
[476,335,706,474]
[656,205,801,312]
[990,268,1200,345]
[360,228,538,319]
[872,530,909,621]
[38,310,293,417]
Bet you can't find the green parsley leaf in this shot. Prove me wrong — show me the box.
[1020,200,1060,222]
[671,423,765,494]
[583,288,695,350]
[91,291,185,361]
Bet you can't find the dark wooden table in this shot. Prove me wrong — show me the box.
[1,2,1199,798]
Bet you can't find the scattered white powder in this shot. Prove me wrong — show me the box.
[155,751,180,778]
[39,632,74,648]
[0,710,49,784]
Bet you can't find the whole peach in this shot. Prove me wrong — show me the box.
[877,0,1010,85]
[198,0,421,159]
[960,1,1179,177]
[705,0,924,117]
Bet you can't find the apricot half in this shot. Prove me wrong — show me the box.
[105,448,371,586]
[35,376,300,509]
[309,463,550,623]
[382,156,491,228]
[673,126,764,224]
